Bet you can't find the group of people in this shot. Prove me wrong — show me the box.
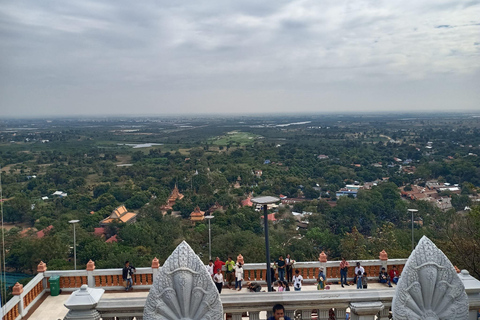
[207,255,245,293]
[341,260,401,290]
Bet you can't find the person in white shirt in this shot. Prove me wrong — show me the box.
[235,263,244,291]
[206,260,214,278]
[213,268,224,293]
[354,262,365,284]
[292,269,303,291]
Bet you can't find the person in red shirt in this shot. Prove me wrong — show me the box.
[214,257,225,277]
[389,265,400,284]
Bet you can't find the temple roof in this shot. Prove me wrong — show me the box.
[190,206,205,221]
[100,205,137,225]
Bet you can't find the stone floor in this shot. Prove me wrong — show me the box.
[26,282,393,320]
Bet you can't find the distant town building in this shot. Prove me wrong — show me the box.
[317,155,329,160]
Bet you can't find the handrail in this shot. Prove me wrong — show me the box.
[0,258,408,319]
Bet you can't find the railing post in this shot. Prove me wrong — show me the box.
[86,259,96,287]
[152,257,160,280]
[248,311,260,320]
[12,282,24,317]
[318,308,329,320]
[335,308,347,319]
[349,302,384,320]
[378,304,390,320]
[301,309,312,319]
[231,312,243,320]
[285,309,295,319]
[318,251,327,272]
[379,250,388,270]
[37,261,47,291]
[64,284,104,320]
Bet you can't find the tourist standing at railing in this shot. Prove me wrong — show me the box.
[285,254,294,283]
[354,262,364,284]
[206,260,214,278]
[267,304,292,320]
[213,268,224,293]
[356,271,363,289]
[214,257,225,278]
[317,267,326,290]
[122,261,136,291]
[361,271,368,289]
[292,269,303,291]
[339,257,350,288]
[389,265,400,284]
[225,256,236,289]
[234,262,244,291]
[276,255,286,281]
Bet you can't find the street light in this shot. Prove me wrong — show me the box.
[69,220,80,270]
[251,196,280,292]
[204,215,215,261]
[408,209,418,251]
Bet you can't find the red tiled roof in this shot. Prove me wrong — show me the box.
[241,198,253,207]
[94,227,105,236]
[106,235,118,243]
[261,213,276,221]
[36,225,53,239]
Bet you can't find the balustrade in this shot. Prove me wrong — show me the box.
[0,256,449,320]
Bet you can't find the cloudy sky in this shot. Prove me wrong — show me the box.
[1,0,479,117]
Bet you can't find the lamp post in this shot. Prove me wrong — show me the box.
[408,209,418,251]
[251,196,280,292]
[204,215,215,261]
[69,220,80,270]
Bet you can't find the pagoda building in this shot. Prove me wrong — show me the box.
[100,205,137,226]
[190,206,205,221]
[160,184,184,212]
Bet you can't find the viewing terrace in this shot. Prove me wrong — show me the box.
[2,245,480,320]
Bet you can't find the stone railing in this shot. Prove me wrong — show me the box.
[0,254,407,319]
[95,273,480,320]
[1,274,45,320]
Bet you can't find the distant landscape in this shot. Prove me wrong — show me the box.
[1,113,479,301]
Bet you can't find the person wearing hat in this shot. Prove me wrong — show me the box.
[317,267,326,290]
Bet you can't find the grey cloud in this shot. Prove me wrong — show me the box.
[0,0,479,116]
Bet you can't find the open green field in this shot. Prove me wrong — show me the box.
[209,131,260,146]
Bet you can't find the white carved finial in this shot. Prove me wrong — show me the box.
[144,241,223,320]
[392,236,468,320]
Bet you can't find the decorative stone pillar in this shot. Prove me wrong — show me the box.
[378,304,390,320]
[318,251,327,271]
[349,302,384,320]
[151,257,160,280]
[231,313,243,320]
[248,311,260,320]
[37,261,48,291]
[63,284,105,320]
[285,309,295,319]
[86,260,95,287]
[301,309,312,320]
[12,282,24,316]
[334,308,346,319]
[318,308,329,320]
[379,250,388,270]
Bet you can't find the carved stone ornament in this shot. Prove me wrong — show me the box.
[144,241,223,320]
[392,236,468,320]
